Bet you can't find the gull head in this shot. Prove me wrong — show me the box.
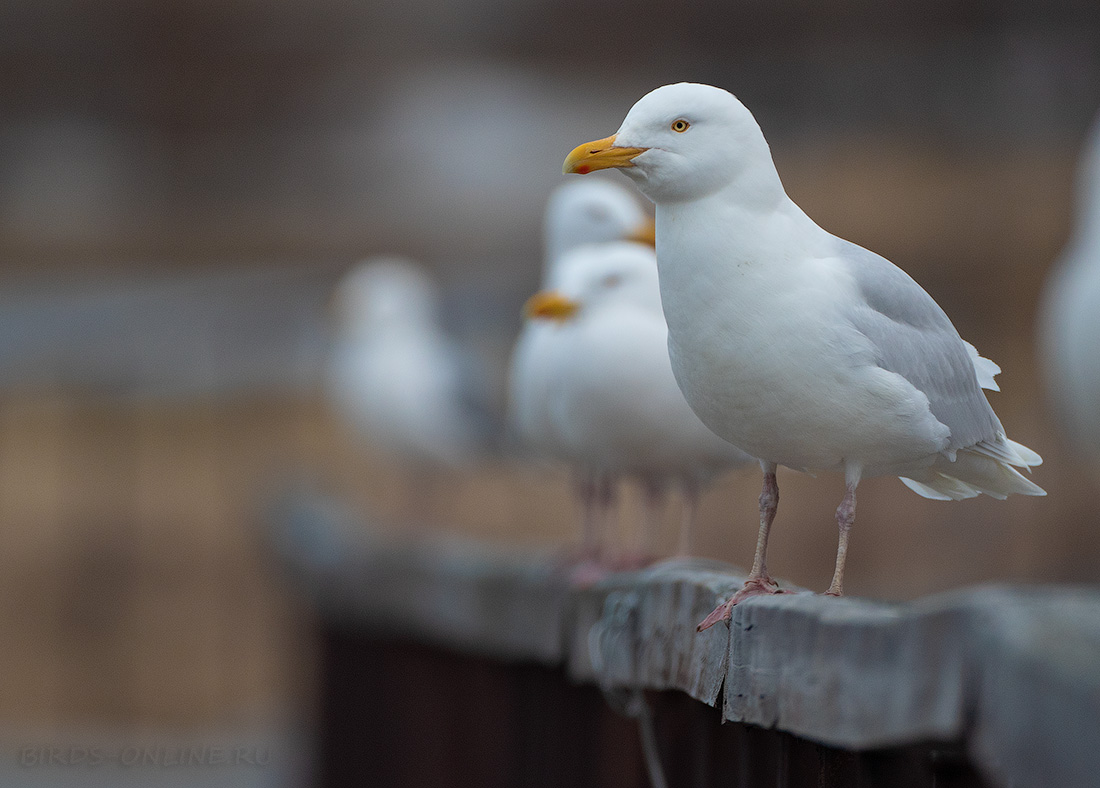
[332,256,441,334]
[525,241,662,324]
[563,83,771,204]
[543,180,653,265]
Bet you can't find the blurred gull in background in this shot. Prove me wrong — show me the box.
[541,179,655,276]
[327,258,500,503]
[1042,111,1100,473]
[518,242,754,574]
[509,181,650,567]
[564,82,1044,627]
[509,181,651,476]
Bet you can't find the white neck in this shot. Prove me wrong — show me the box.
[651,161,829,350]
[656,174,820,266]
[722,138,788,212]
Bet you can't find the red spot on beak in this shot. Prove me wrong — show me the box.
[576,165,591,175]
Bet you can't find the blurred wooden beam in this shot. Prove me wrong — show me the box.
[271,495,1100,788]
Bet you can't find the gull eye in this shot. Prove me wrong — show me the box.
[671,119,690,133]
[601,274,623,289]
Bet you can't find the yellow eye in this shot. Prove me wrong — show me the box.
[671,119,690,133]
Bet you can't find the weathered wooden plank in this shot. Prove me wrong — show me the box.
[270,497,1100,788]
[588,560,743,706]
[967,588,1100,788]
[718,591,969,748]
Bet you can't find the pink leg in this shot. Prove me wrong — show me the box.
[594,471,619,560]
[825,482,856,596]
[558,473,602,585]
[697,463,787,631]
[617,477,664,570]
[676,479,699,556]
[567,471,619,586]
[574,473,599,558]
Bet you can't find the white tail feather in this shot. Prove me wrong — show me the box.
[963,340,1001,392]
[900,476,970,501]
[1005,438,1043,467]
[899,444,1046,501]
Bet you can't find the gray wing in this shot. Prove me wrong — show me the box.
[836,238,1003,453]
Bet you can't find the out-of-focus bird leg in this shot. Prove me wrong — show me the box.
[617,477,664,570]
[574,473,600,560]
[697,462,786,631]
[825,482,856,596]
[565,472,611,587]
[594,471,619,563]
[677,479,699,556]
[639,478,665,558]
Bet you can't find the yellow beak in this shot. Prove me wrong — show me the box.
[562,134,647,175]
[523,290,580,322]
[627,217,656,247]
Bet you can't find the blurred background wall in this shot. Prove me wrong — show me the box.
[0,0,1098,783]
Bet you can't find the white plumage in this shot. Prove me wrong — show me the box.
[1042,112,1100,470]
[541,179,653,273]
[509,181,659,565]
[564,82,1043,624]
[536,243,751,478]
[517,242,753,559]
[510,180,650,458]
[327,257,492,470]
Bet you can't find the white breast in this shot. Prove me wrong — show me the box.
[655,197,947,474]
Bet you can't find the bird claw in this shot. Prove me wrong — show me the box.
[696,600,736,632]
[696,577,788,632]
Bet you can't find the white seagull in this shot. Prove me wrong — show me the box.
[509,181,654,560]
[563,82,1044,628]
[1041,112,1100,470]
[541,179,656,276]
[522,241,753,560]
[327,257,495,472]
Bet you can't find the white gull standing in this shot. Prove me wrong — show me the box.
[563,82,1044,628]
[1041,111,1100,471]
[522,242,754,563]
[541,179,656,275]
[327,257,495,473]
[509,181,654,562]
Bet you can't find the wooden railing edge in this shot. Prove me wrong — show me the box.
[268,494,1100,788]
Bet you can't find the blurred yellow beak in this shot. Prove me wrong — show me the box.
[524,290,579,322]
[627,217,656,247]
[562,134,647,175]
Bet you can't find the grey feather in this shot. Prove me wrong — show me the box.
[836,238,1003,456]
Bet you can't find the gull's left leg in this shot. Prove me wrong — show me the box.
[825,467,861,596]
